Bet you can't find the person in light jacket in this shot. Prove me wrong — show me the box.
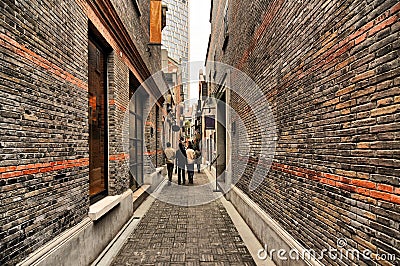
[164,142,175,185]
[193,139,201,173]
[186,141,196,184]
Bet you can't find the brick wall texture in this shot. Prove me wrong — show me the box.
[0,0,163,264]
[145,104,165,175]
[207,0,400,265]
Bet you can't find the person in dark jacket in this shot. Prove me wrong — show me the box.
[176,139,187,185]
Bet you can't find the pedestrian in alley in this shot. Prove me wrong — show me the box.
[164,142,175,185]
[176,138,187,185]
[186,141,196,184]
[193,139,201,173]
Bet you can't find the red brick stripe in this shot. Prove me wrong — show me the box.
[0,33,88,91]
[0,154,132,179]
[109,99,128,112]
[109,153,129,161]
[144,150,164,156]
[271,162,400,204]
[0,158,89,179]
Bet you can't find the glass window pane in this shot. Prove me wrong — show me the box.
[129,140,136,164]
[129,114,136,139]
[137,118,143,140]
[137,164,143,186]
[137,141,143,163]
[130,166,137,189]
[136,93,144,115]
[129,93,135,112]
[128,85,146,190]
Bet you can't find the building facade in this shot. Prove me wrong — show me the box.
[199,70,217,166]
[162,0,190,109]
[0,0,167,265]
[206,0,400,265]
[161,48,183,149]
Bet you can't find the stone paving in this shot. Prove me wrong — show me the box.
[111,170,256,266]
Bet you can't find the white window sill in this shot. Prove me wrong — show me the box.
[88,195,121,221]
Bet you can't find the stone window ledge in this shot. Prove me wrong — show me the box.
[88,195,121,221]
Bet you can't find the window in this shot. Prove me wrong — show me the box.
[209,0,214,23]
[223,0,229,50]
[88,36,108,202]
[155,106,159,166]
[129,74,145,190]
[132,0,141,16]
[213,54,217,79]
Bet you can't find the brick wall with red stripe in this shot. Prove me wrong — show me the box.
[208,0,400,265]
[0,0,161,264]
[0,1,90,264]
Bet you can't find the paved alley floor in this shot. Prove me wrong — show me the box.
[110,170,257,266]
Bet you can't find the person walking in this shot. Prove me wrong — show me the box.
[164,142,175,185]
[186,141,196,184]
[176,138,187,185]
[193,139,201,173]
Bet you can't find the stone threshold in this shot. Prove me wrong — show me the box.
[89,195,122,221]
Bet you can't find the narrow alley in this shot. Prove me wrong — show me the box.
[107,171,257,266]
[1,0,399,266]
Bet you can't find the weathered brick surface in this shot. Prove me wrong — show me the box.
[0,1,89,264]
[111,0,161,74]
[144,104,165,173]
[207,0,400,265]
[0,0,162,264]
[108,52,131,195]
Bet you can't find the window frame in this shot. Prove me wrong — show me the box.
[129,83,146,190]
[222,0,229,50]
[132,0,141,16]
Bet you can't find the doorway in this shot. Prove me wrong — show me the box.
[88,37,108,200]
[216,91,227,181]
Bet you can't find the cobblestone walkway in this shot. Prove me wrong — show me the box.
[111,171,256,266]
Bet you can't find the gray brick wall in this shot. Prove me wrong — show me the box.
[144,104,165,173]
[207,0,400,265]
[108,51,131,195]
[0,1,89,264]
[0,0,162,264]
[111,0,161,74]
